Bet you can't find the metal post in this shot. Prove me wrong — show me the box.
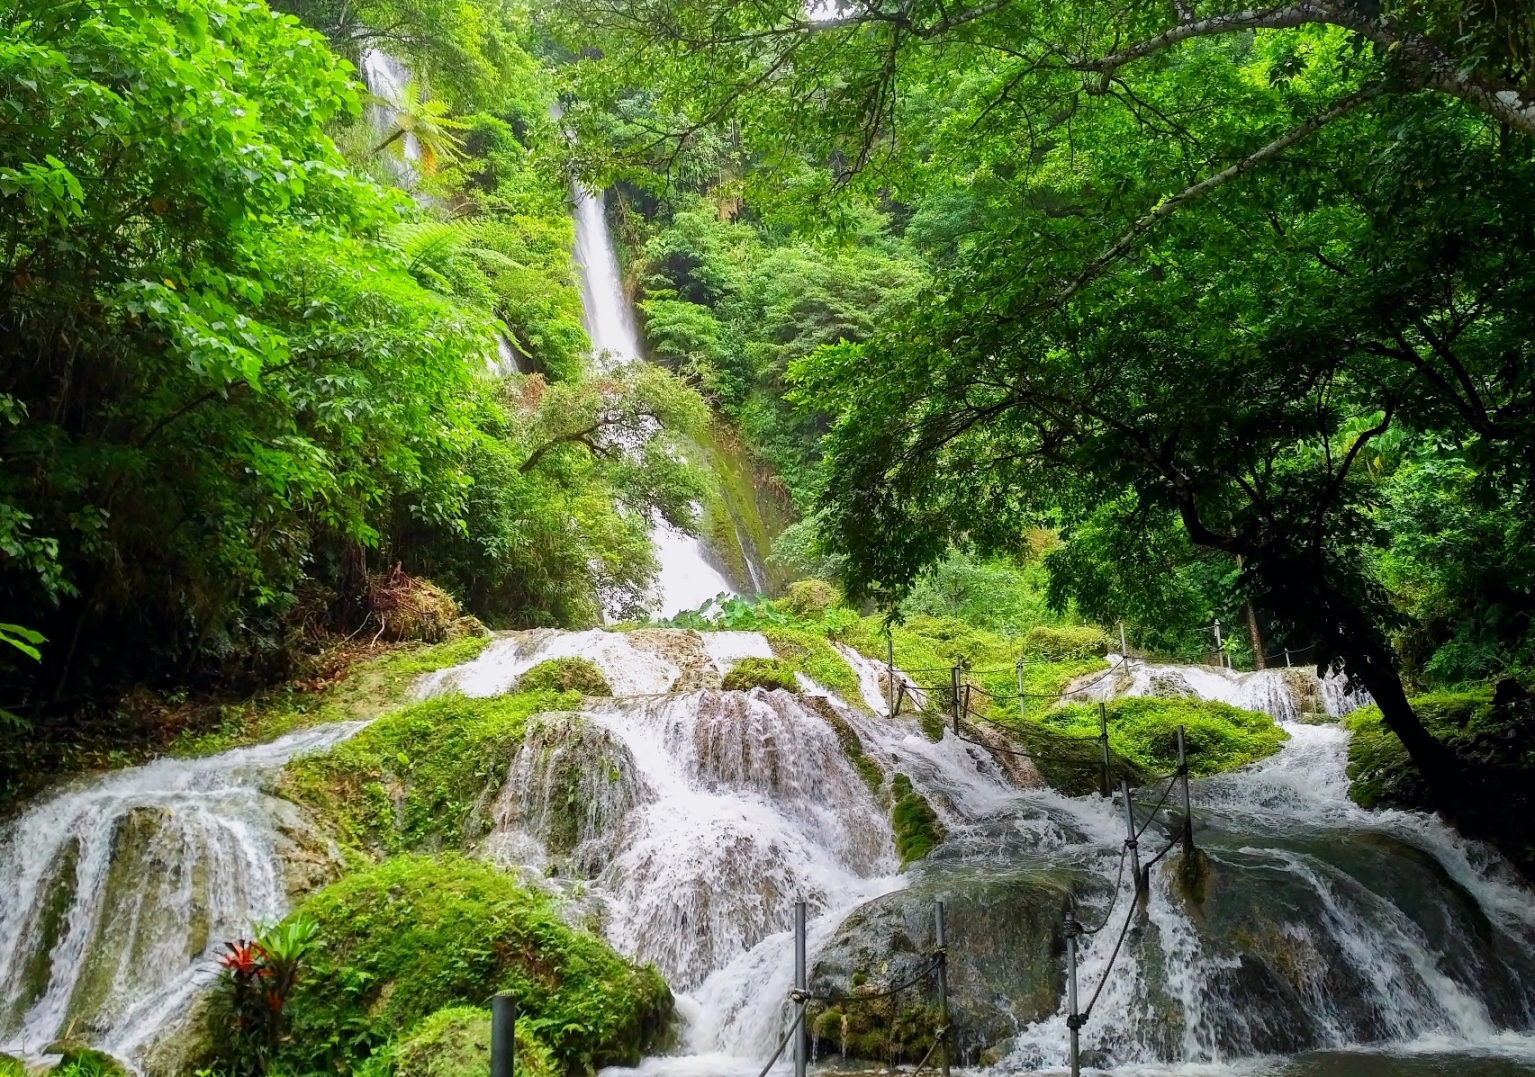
[1213,619,1224,668]
[1121,779,1142,898]
[951,666,963,733]
[794,901,807,1077]
[934,900,951,1077]
[1176,724,1194,855]
[1098,702,1111,799]
[1015,657,1026,721]
[1064,910,1081,1077]
[1119,621,1128,657]
[1284,647,1292,668]
[887,633,895,717]
[491,994,516,1077]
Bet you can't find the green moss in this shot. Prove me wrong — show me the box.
[518,658,611,696]
[281,855,673,1077]
[808,997,940,1065]
[394,1006,557,1077]
[278,690,574,856]
[0,1055,21,1077]
[783,580,838,617]
[763,626,863,703]
[1343,688,1535,810]
[720,657,800,692]
[44,1047,126,1077]
[1038,697,1287,777]
[889,773,945,867]
[1021,624,1111,662]
[169,635,494,759]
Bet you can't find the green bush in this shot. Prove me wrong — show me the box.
[394,1006,557,1077]
[763,627,864,702]
[783,580,838,617]
[720,657,800,693]
[279,691,574,855]
[518,657,612,696]
[281,855,673,1076]
[1022,625,1111,662]
[889,773,945,867]
[1040,697,1287,776]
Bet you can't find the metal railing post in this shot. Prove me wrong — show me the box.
[1064,909,1081,1077]
[1121,779,1143,900]
[1098,702,1111,799]
[794,900,807,1077]
[935,900,951,1077]
[1176,724,1194,855]
[1213,618,1224,668]
[887,633,896,717]
[950,666,962,733]
[491,994,516,1077]
[1015,657,1026,721]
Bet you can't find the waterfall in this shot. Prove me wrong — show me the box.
[568,186,739,619]
[0,724,363,1065]
[359,50,419,184]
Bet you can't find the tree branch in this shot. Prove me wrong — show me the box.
[1042,82,1384,311]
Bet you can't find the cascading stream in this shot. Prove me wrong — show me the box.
[568,185,739,618]
[0,724,362,1065]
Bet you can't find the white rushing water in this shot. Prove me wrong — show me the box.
[360,49,419,184]
[0,723,362,1064]
[569,185,739,619]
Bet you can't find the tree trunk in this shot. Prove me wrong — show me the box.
[1341,641,1463,807]
[1245,600,1267,669]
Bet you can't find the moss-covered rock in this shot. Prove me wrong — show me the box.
[890,773,945,867]
[807,867,1073,1065]
[278,691,575,858]
[720,657,799,693]
[517,658,611,696]
[802,696,883,794]
[41,1047,126,1077]
[1021,624,1110,662]
[394,1006,557,1077]
[783,580,838,618]
[1039,697,1287,777]
[280,855,674,1076]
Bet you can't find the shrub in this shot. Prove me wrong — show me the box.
[721,657,800,692]
[1040,697,1287,776]
[280,855,673,1076]
[394,1006,557,1077]
[368,568,461,643]
[210,919,317,1077]
[1021,625,1110,662]
[41,1049,125,1077]
[889,773,945,867]
[517,657,612,696]
[0,1055,22,1077]
[278,691,574,855]
[783,580,838,618]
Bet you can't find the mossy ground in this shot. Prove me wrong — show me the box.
[719,656,799,692]
[517,657,611,696]
[0,635,492,816]
[763,626,865,702]
[279,855,673,1076]
[1038,697,1288,777]
[277,689,574,857]
[393,1006,557,1077]
[1343,685,1535,874]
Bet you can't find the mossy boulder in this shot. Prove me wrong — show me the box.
[783,579,838,618]
[807,867,1073,1065]
[1039,697,1287,777]
[517,658,612,696]
[278,690,574,857]
[40,1047,127,1077]
[394,1006,557,1077]
[720,657,799,693]
[890,773,945,867]
[368,567,461,643]
[1021,624,1110,661]
[763,627,863,701]
[280,855,674,1076]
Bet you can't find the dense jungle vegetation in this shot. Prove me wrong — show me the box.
[1,0,1532,857]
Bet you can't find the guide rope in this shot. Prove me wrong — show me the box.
[791,954,942,1004]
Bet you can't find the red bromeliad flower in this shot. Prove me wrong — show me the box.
[221,940,261,978]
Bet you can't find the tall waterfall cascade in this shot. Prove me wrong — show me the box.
[570,186,738,619]
[2,640,1534,1074]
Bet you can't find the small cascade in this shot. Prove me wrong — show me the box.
[567,185,739,618]
[0,724,361,1064]
[1067,656,1372,721]
[359,50,418,183]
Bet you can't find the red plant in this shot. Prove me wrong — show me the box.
[214,922,315,1077]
